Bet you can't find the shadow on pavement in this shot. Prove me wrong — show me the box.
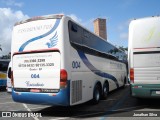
[35,86,160,118]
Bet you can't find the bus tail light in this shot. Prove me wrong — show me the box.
[60,69,67,88]
[11,71,14,87]
[130,68,134,83]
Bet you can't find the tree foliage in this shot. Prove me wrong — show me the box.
[118,46,128,52]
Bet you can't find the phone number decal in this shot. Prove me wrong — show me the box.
[18,63,54,68]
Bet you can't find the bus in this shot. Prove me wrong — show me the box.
[11,14,127,106]
[0,59,10,89]
[7,61,12,92]
[128,16,160,98]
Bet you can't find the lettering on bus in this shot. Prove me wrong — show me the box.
[25,81,44,87]
[31,74,40,78]
[17,24,52,33]
[72,61,81,69]
[24,59,45,63]
[18,63,54,68]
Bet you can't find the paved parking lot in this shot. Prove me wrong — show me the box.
[0,85,160,120]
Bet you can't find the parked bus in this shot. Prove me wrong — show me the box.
[0,59,10,89]
[128,16,160,98]
[11,14,127,106]
[7,61,12,92]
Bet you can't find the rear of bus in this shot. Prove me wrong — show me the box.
[128,16,160,98]
[11,15,71,106]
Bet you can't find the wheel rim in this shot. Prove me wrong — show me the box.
[96,89,100,101]
[103,85,108,96]
[104,87,107,93]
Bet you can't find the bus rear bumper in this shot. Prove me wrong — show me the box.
[6,87,12,92]
[12,84,70,106]
[131,84,160,98]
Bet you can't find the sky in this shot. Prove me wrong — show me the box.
[0,0,160,55]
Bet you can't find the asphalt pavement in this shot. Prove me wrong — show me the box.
[0,85,160,120]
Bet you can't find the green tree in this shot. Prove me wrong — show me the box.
[2,52,11,59]
[118,46,128,52]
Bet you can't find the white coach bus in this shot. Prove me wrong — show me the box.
[128,16,160,98]
[11,14,127,106]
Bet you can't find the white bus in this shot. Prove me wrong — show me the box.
[128,16,160,98]
[11,14,127,106]
[7,61,12,92]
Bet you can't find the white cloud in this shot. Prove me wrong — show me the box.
[68,14,109,33]
[0,8,29,56]
[117,19,131,40]
[118,20,130,31]
[68,14,82,23]
[68,14,94,32]
[120,32,128,40]
[1,0,23,7]
[82,18,95,32]
[119,0,134,9]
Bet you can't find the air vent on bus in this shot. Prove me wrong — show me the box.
[71,80,82,104]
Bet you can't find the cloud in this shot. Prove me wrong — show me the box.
[68,14,109,33]
[118,20,130,31]
[67,14,94,32]
[68,14,82,23]
[118,0,134,9]
[1,0,23,7]
[117,19,131,40]
[120,32,128,40]
[0,8,29,56]
[81,18,94,32]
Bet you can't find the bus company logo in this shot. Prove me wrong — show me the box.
[2,112,11,117]
[46,31,58,48]
[25,81,44,87]
[17,24,53,33]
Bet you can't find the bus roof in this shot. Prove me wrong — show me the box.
[15,14,64,26]
[130,16,160,24]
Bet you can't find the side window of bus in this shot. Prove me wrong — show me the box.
[69,21,82,45]
[71,23,78,32]
[68,21,127,62]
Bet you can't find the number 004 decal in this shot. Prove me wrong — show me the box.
[72,61,81,69]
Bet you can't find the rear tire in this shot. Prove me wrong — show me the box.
[101,82,108,100]
[92,84,101,104]
[122,78,126,88]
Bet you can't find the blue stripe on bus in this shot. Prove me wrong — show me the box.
[77,50,119,88]
[19,19,60,52]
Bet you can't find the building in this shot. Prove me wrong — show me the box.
[93,18,107,40]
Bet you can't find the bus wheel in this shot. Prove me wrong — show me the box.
[101,82,108,100]
[92,84,101,104]
[122,78,126,88]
